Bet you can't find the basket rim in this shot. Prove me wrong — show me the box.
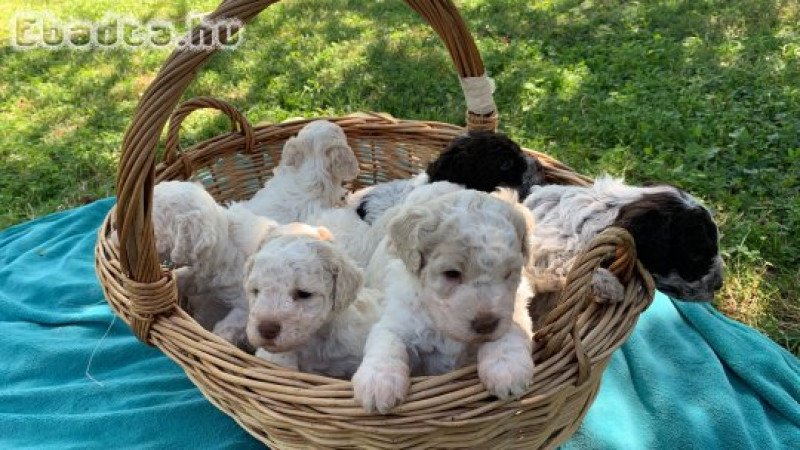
[95,111,656,448]
[102,110,654,390]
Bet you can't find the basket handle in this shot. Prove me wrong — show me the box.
[534,227,643,384]
[115,0,496,342]
[163,96,255,171]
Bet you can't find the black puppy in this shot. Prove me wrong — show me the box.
[355,132,545,224]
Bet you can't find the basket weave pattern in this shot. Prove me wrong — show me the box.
[95,1,655,448]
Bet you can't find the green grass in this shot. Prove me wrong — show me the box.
[1,0,797,354]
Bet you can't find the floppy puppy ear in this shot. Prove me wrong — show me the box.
[508,203,534,262]
[614,198,673,276]
[171,211,220,266]
[244,256,255,278]
[388,204,441,273]
[280,136,308,169]
[325,142,359,181]
[318,244,363,313]
[489,188,532,261]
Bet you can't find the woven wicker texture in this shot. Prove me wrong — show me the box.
[95,0,655,448]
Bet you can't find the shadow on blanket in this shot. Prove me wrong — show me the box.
[0,200,797,449]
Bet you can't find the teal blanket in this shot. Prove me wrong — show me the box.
[1,200,798,449]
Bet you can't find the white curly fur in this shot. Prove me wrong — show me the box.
[310,207,380,268]
[352,190,535,414]
[150,181,277,337]
[242,120,359,224]
[246,226,383,378]
[364,181,464,288]
[347,173,429,224]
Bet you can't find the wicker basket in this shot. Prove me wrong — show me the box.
[95,0,655,448]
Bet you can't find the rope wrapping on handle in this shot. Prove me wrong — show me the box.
[460,75,496,115]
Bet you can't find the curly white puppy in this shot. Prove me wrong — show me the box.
[363,180,464,288]
[150,181,276,338]
[352,190,535,414]
[245,224,383,378]
[243,120,360,224]
[308,173,429,268]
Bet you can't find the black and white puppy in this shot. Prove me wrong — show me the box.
[523,176,723,326]
[354,132,545,225]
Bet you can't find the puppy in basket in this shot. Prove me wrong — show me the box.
[352,131,545,225]
[245,224,383,379]
[149,181,276,344]
[152,184,383,365]
[352,190,535,414]
[313,132,545,268]
[243,120,360,224]
[523,175,724,328]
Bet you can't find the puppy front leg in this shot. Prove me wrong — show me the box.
[212,307,249,349]
[255,348,300,371]
[173,266,197,296]
[352,325,410,414]
[478,318,534,400]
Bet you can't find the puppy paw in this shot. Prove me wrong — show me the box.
[591,268,625,304]
[352,359,410,414]
[478,350,534,400]
[255,349,299,370]
[212,322,247,347]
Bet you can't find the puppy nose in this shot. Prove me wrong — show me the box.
[471,314,499,335]
[258,321,282,340]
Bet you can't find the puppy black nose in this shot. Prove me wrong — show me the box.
[258,321,281,340]
[471,314,499,335]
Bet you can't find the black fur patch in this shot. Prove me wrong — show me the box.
[356,198,368,221]
[613,191,719,282]
[426,132,532,194]
[518,154,547,199]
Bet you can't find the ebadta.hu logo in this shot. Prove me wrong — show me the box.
[9,12,244,51]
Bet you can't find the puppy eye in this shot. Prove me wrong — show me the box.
[250,288,259,297]
[443,270,462,282]
[505,270,517,280]
[500,161,514,171]
[294,290,313,300]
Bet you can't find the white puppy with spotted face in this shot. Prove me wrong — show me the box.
[243,120,360,224]
[352,190,535,414]
[246,224,383,379]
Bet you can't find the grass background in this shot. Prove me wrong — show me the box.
[0,0,797,354]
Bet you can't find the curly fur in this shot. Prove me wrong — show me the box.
[150,181,276,339]
[352,190,535,413]
[426,131,529,192]
[363,181,464,287]
[242,120,359,224]
[523,175,724,328]
[245,226,383,378]
[354,132,545,226]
